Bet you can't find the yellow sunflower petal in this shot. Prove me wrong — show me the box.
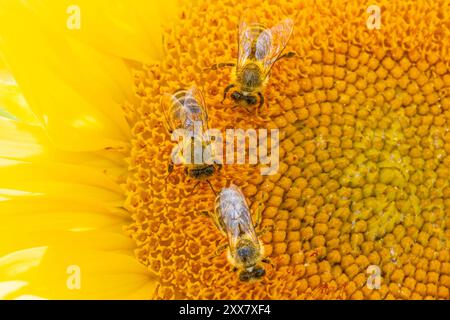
[0,230,134,257]
[0,0,183,300]
[0,281,28,299]
[0,200,125,240]
[0,117,129,184]
[17,0,180,64]
[0,161,124,196]
[0,2,133,152]
[0,103,147,299]
[0,119,47,160]
[0,247,156,299]
[0,57,40,125]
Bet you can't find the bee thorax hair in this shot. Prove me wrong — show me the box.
[238,63,262,91]
[235,238,260,266]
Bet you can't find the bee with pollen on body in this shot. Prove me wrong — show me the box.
[205,184,272,281]
[161,86,221,192]
[209,17,295,110]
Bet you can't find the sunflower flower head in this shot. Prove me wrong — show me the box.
[126,0,450,300]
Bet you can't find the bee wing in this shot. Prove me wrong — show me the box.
[219,185,259,250]
[257,18,294,77]
[237,19,258,70]
[161,87,209,134]
[160,93,178,134]
[184,86,209,131]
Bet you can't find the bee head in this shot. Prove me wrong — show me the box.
[253,266,265,278]
[238,266,265,282]
[239,271,252,282]
[245,95,257,105]
[231,91,257,106]
[231,91,242,102]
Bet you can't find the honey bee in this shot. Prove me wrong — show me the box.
[208,184,270,281]
[211,18,295,110]
[161,86,221,190]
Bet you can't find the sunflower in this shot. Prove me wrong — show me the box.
[1,0,450,301]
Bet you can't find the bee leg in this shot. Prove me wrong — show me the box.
[190,180,201,195]
[208,243,228,259]
[256,224,274,237]
[253,202,263,229]
[200,210,217,223]
[222,84,235,102]
[275,51,297,62]
[206,180,217,195]
[285,51,297,58]
[257,92,265,110]
[207,62,235,71]
[215,243,228,256]
[262,257,275,270]
[214,161,223,171]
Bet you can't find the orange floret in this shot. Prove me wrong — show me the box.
[125,0,450,299]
